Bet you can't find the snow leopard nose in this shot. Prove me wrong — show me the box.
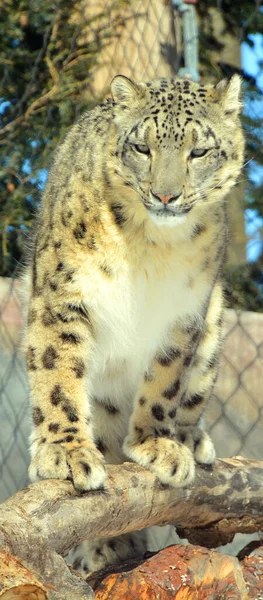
[151,191,182,205]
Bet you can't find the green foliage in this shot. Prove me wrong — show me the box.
[224,261,263,312]
[198,1,263,42]
[0,0,125,275]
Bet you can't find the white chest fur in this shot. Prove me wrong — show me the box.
[77,247,210,408]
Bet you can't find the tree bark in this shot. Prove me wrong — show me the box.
[0,458,262,598]
[0,549,47,599]
[90,545,251,600]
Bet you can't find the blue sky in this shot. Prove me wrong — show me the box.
[242,34,263,90]
[242,34,263,262]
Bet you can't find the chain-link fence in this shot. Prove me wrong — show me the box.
[0,0,262,505]
[84,0,179,96]
[0,277,29,503]
[208,309,263,460]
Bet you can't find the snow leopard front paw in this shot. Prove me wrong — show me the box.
[123,435,195,487]
[29,440,107,491]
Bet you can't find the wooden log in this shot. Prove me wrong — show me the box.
[91,545,250,599]
[0,549,93,600]
[0,458,262,596]
[0,549,47,599]
[87,545,263,599]
[241,547,263,599]
[1,458,262,556]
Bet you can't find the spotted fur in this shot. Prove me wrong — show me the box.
[23,74,244,574]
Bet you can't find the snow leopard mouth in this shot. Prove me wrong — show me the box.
[147,204,193,217]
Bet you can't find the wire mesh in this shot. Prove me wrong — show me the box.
[208,309,263,459]
[0,278,30,503]
[84,0,179,97]
[0,0,262,505]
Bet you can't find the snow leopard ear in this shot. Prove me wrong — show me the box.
[214,75,242,115]
[110,75,144,104]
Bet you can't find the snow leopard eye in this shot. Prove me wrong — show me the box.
[133,144,150,156]
[190,148,209,158]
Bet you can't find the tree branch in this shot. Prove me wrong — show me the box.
[0,458,262,598]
